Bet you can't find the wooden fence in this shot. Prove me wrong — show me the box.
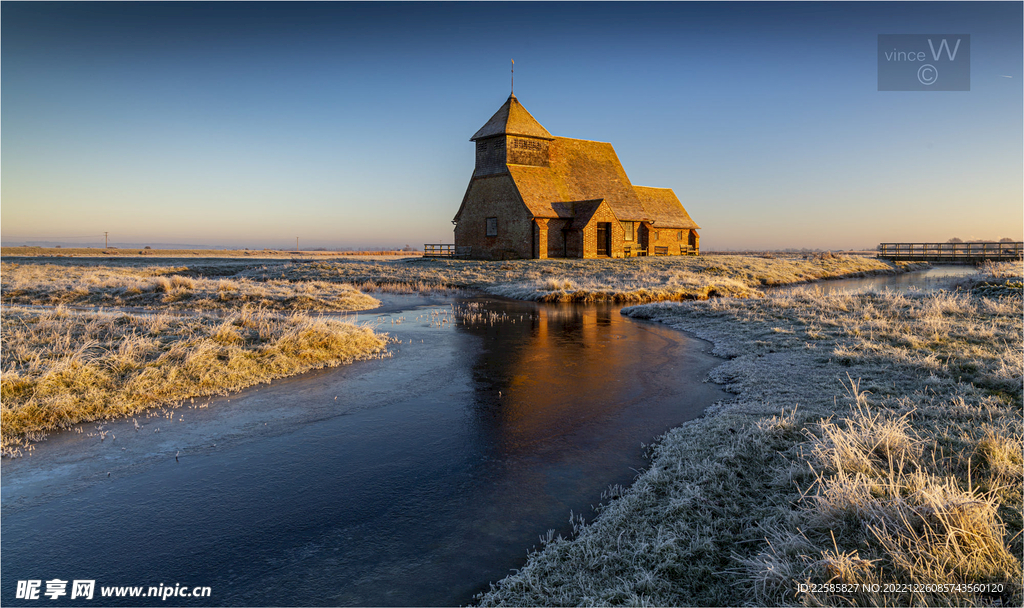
[423,244,456,258]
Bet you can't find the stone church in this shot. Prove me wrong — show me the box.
[452,94,700,260]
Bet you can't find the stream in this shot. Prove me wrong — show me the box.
[2,295,727,606]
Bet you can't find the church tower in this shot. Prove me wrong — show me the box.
[470,94,554,176]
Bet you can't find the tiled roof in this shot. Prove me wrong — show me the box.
[470,94,554,141]
[508,137,650,221]
[632,186,701,229]
[566,200,608,230]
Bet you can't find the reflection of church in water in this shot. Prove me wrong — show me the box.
[458,302,674,458]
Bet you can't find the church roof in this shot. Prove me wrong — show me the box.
[632,186,701,229]
[566,200,610,230]
[470,94,554,141]
[507,137,650,221]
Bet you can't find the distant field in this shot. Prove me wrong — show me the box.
[1,246,422,259]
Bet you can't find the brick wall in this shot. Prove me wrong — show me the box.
[565,228,583,258]
[579,203,625,258]
[642,227,702,256]
[546,219,569,257]
[454,175,533,259]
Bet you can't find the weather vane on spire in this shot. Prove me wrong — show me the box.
[511,59,514,95]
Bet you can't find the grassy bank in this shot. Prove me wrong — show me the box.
[1,305,387,455]
[477,265,1022,606]
[3,255,903,310]
[1,262,381,311]
[237,253,904,302]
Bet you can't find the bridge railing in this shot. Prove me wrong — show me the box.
[877,242,1023,262]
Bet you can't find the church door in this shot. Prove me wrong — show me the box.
[639,225,649,253]
[596,223,611,257]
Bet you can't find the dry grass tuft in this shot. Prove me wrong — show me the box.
[1,305,387,454]
[744,399,1021,607]
[975,427,1024,484]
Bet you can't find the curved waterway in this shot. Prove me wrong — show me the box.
[2,296,727,606]
[779,264,980,294]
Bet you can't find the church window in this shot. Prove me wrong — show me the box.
[486,217,498,237]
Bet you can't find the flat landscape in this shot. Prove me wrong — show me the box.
[1,251,1020,606]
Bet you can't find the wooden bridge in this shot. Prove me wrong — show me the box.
[877,242,1023,264]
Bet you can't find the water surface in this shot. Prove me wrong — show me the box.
[782,265,979,294]
[2,296,727,606]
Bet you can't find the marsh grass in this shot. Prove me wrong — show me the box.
[1,262,380,311]
[2,255,901,311]
[237,253,900,303]
[1,305,386,454]
[479,267,1022,606]
[947,260,1024,299]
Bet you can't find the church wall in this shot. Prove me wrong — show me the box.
[565,229,582,258]
[648,227,676,255]
[578,205,625,259]
[542,219,568,258]
[454,175,533,260]
[643,227,702,255]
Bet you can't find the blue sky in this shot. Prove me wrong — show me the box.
[2,2,1021,250]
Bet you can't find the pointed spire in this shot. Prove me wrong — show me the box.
[470,95,553,141]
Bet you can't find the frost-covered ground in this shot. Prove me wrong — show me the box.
[0,262,380,311]
[477,264,1023,607]
[0,306,388,455]
[238,253,906,302]
[2,255,905,309]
